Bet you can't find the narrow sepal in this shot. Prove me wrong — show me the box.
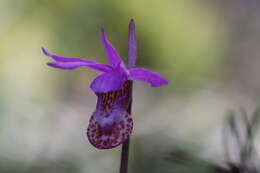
[128,19,137,68]
[42,47,95,63]
[129,68,169,87]
[100,29,122,67]
[42,48,112,72]
[47,61,112,72]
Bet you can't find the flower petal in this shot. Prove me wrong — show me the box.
[42,47,96,63]
[47,61,112,72]
[129,68,169,87]
[90,68,128,93]
[87,81,132,149]
[100,29,122,67]
[42,48,112,72]
[87,110,133,149]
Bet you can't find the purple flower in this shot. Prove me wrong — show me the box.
[42,20,168,149]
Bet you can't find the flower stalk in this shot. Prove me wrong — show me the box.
[119,19,136,173]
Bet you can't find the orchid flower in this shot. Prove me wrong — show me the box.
[42,20,168,149]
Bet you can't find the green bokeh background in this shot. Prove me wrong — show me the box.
[1,0,259,172]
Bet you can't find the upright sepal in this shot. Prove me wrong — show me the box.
[128,19,137,68]
[100,29,122,67]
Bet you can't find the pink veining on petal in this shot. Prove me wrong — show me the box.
[87,111,133,149]
[87,81,133,149]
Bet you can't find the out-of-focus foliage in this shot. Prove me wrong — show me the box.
[1,0,260,172]
[166,108,260,173]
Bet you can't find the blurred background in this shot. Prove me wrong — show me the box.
[1,0,260,172]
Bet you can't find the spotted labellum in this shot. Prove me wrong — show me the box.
[42,19,168,149]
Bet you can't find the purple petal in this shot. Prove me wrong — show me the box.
[90,68,128,93]
[42,47,96,63]
[127,19,137,68]
[42,48,112,72]
[100,29,122,67]
[129,68,169,87]
[87,81,132,149]
[87,109,133,149]
[47,61,112,72]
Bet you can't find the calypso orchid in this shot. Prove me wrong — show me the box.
[42,19,168,149]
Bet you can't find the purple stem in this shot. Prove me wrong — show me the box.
[119,99,132,173]
[119,139,130,173]
[119,19,137,173]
